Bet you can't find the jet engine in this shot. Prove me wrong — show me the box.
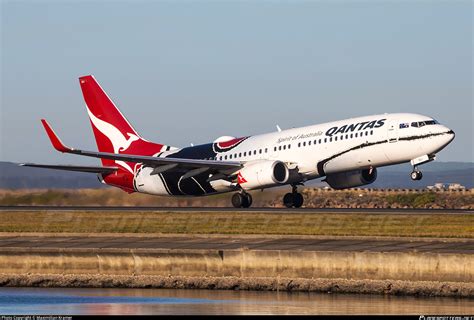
[325,168,377,189]
[238,160,289,190]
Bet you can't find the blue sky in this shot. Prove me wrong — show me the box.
[1,0,472,164]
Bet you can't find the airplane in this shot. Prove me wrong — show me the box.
[21,75,455,208]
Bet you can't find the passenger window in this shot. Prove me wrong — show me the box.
[330,137,332,142]
[239,153,242,157]
[224,155,227,160]
[324,138,327,143]
[345,134,348,139]
[283,145,286,150]
[287,145,290,150]
[319,139,322,144]
[335,137,338,141]
[355,133,358,137]
[350,134,353,138]
[308,140,311,146]
[259,149,262,154]
[265,148,268,153]
[370,130,373,135]
[303,141,306,146]
[298,142,301,147]
[244,152,247,157]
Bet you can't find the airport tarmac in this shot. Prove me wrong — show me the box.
[0,234,472,254]
[0,206,471,215]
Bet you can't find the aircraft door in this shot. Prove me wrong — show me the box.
[387,120,399,143]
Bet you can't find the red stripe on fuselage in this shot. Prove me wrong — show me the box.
[217,137,248,149]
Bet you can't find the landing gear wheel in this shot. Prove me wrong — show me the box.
[232,192,252,208]
[243,193,252,208]
[232,193,243,208]
[283,193,294,208]
[283,190,304,208]
[293,193,304,208]
[416,171,422,180]
[410,171,423,181]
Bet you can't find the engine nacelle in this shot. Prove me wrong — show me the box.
[325,168,377,189]
[238,160,289,190]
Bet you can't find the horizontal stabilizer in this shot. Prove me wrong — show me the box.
[19,163,118,174]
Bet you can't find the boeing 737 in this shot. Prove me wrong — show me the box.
[21,75,455,208]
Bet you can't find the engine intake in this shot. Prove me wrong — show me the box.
[325,168,377,189]
[238,160,289,190]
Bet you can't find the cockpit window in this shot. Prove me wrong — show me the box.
[411,119,439,128]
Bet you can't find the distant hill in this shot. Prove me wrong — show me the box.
[0,161,472,189]
[371,162,474,189]
[0,162,106,189]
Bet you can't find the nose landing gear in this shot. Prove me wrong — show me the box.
[231,192,253,208]
[410,154,435,181]
[410,167,423,181]
[283,185,304,208]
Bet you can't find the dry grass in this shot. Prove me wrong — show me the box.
[0,188,473,209]
[0,210,472,238]
[0,188,472,237]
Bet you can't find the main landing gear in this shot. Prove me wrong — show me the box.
[410,167,423,181]
[283,185,304,208]
[232,192,253,208]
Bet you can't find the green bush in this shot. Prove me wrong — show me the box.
[413,193,436,208]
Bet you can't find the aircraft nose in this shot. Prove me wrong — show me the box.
[438,126,455,149]
[445,127,455,142]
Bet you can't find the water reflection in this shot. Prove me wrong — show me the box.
[0,287,472,315]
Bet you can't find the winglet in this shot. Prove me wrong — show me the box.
[41,119,73,153]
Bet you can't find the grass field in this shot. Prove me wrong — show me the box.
[0,210,472,238]
[0,188,473,209]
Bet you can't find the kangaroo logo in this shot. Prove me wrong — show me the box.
[237,172,247,184]
[86,106,139,173]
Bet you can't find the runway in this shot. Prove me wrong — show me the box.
[0,206,471,215]
[0,234,472,254]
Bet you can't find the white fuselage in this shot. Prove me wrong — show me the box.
[134,113,454,196]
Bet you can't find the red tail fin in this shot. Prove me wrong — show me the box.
[79,75,166,168]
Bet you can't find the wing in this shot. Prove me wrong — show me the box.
[19,163,118,174]
[40,119,242,174]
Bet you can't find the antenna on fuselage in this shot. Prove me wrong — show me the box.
[276,125,282,132]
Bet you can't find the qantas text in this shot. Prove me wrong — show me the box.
[325,119,386,137]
